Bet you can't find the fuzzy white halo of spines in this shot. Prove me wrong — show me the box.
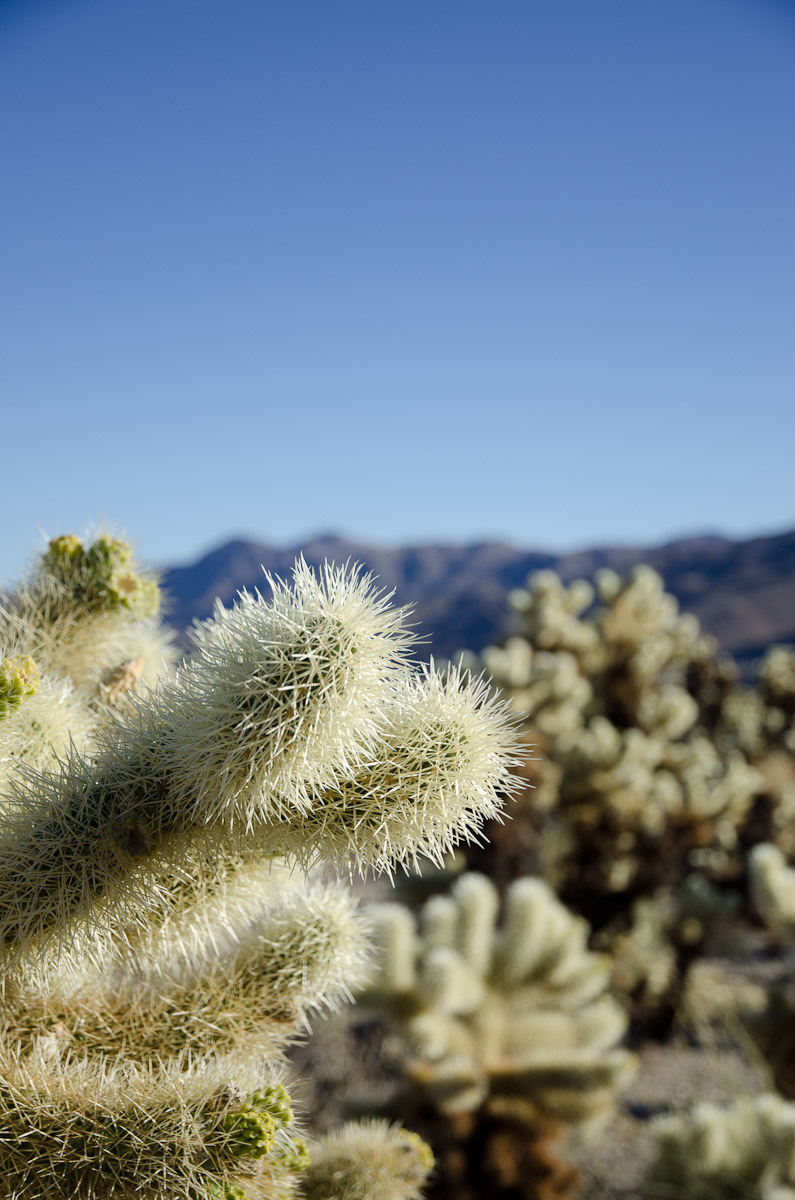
[165,559,417,826]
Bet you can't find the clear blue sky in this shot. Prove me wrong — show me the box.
[2,0,794,582]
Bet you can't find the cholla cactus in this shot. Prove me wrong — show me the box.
[1,533,176,708]
[468,564,790,1022]
[642,1094,795,1199]
[6,859,372,1066]
[363,871,634,1199]
[479,565,759,896]
[0,537,523,1200]
[0,534,178,799]
[0,535,180,802]
[0,560,522,958]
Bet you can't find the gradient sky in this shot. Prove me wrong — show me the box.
[2,0,794,582]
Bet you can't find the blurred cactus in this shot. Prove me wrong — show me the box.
[0,535,525,1200]
[720,646,795,759]
[642,1094,795,1199]
[298,1121,434,1200]
[467,564,793,1025]
[736,844,795,1101]
[718,645,795,857]
[362,871,634,1199]
[749,843,795,939]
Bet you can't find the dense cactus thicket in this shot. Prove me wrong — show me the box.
[360,871,634,1200]
[0,533,525,1200]
[461,565,795,1023]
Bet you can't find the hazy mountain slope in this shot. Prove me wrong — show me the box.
[161,528,795,669]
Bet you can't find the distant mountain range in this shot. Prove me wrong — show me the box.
[161,527,795,674]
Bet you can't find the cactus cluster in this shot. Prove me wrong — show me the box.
[0,535,525,1200]
[478,566,759,894]
[465,564,793,1019]
[362,871,634,1198]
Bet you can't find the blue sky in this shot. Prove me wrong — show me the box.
[2,0,794,581]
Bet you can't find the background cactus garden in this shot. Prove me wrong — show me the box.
[460,566,795,1034]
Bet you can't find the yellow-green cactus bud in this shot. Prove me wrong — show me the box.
[278,1137,311,1172]
[223,1107,275,1159]
[209,1182,248,1200]
[222,1088,292,1159]
[108,569,160,616]
[256,1083,293,1126]
[38,533,161,619]
[46,534,84,562]
[84,537,129,592]
[80,538,160,617]
[223,1186,247,1200]
[0,655,40,718]
[85,535,130,571]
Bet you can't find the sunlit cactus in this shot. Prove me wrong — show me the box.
[0,534,177,807]
[5,860,373,1069]
[362,871,634,1199]
[0,560,522,960]
[642,1094,795,1200]
[0,1056,308,1200]
[0,534,524,1200]
[286,666,523,874]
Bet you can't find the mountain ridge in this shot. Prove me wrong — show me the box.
[161,527,795,672]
